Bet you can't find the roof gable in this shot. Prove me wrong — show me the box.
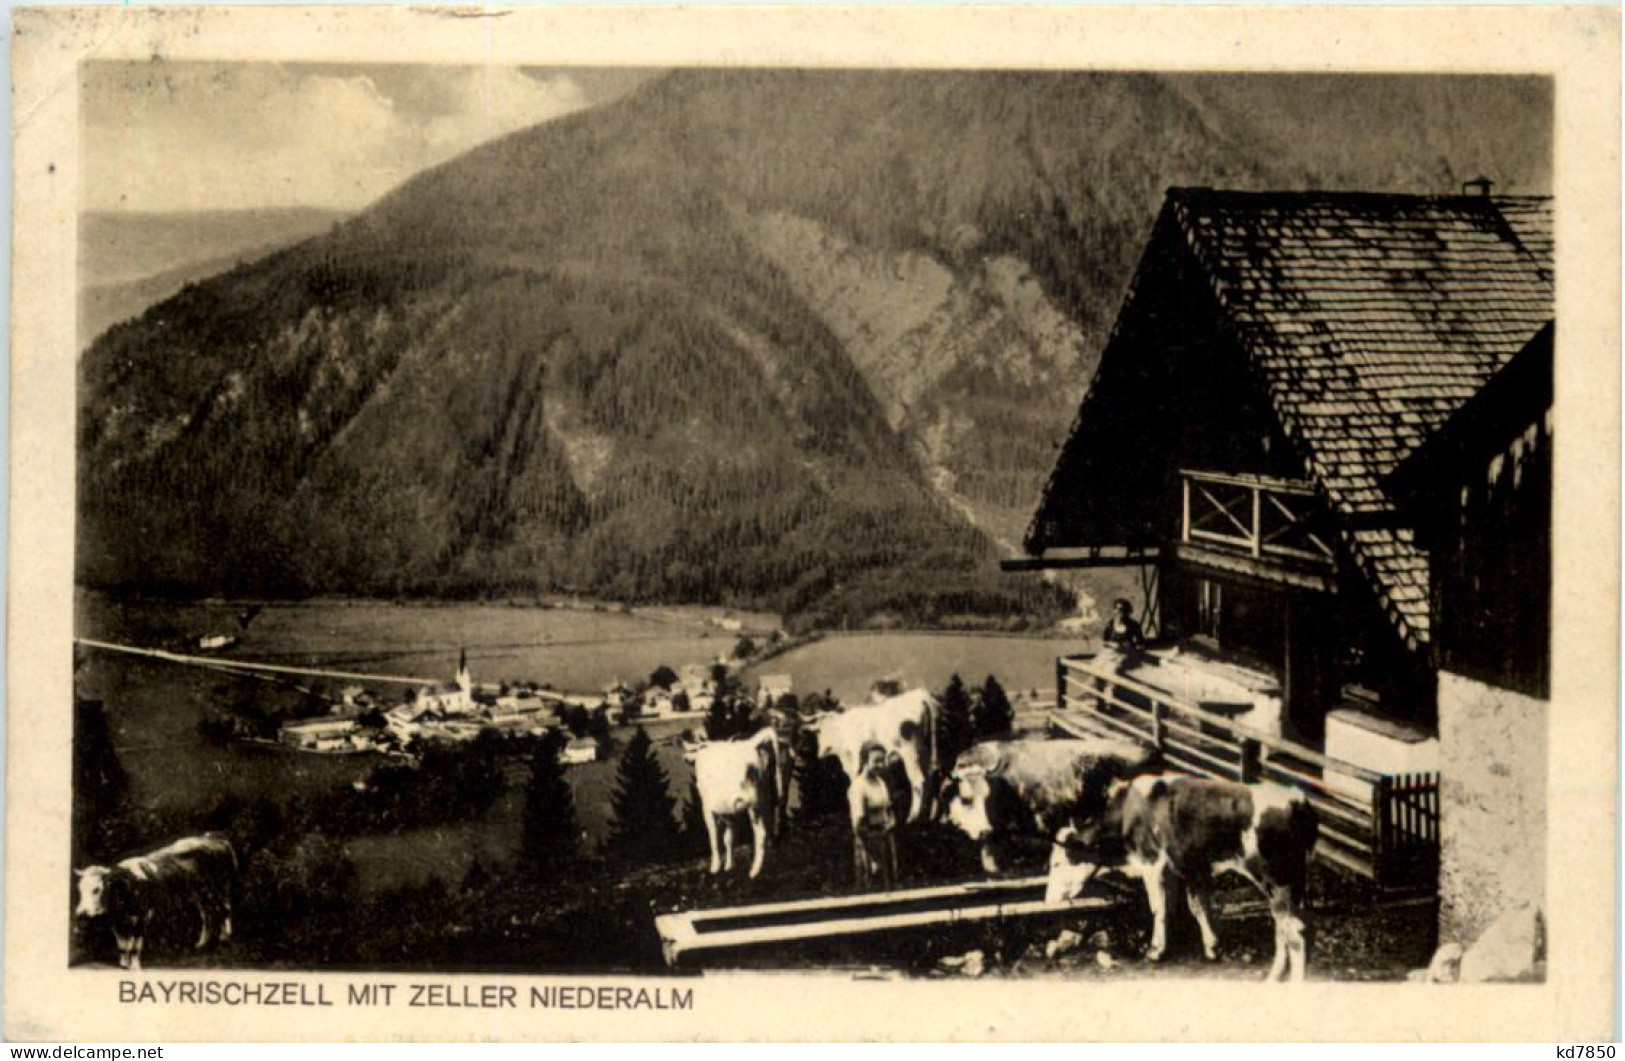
[1029,188,1553,649]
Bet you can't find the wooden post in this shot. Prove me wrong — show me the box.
[1151,698,1167,752]
[1181,476,1192,543]
[1251,484,1263,557]
[1373,775,1394,884]
[1056,657,1067,712]
[1239,738,1261,783]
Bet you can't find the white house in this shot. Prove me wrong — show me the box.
[281,712,362,751]
[561,737,600,765]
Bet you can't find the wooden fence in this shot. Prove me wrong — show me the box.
[1051,654,1439,889]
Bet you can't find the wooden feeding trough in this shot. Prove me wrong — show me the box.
[655,875,1131,967]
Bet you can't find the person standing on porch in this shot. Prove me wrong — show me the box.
[1102,598,1146,652]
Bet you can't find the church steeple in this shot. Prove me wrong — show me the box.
[456,648,471,693]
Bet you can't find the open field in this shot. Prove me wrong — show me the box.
[742,631,1082,705]
[77,590,773,696]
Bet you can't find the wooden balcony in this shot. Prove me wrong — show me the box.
[1180,469,1335,572]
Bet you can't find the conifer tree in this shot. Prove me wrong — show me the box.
[704,695,736,740]
[605,727,681,864]
[679,777,711,859]
[793,730,849,823]
[588,706,613,755]
[73,694,128,861]
[974,675,1015,739]
[522,730,579,864]
[937,673,974,769]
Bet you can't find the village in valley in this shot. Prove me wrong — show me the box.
[69,68,1555,987]
[275,648,744,762]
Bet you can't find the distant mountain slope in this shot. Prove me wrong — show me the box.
[78,70,1549,625]
[79,209,348,346]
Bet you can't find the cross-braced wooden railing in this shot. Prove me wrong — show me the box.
[1180,469,1335,567]
[1051,653,1439,889]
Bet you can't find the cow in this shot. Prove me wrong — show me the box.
[806,688,938,825]
[1047,774,1318,981]
[686,727,781,878]
[74,833,239,970]
[937,737,1158,874]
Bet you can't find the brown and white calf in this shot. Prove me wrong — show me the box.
[687,727,781,878]
[74,833,239,970]
[1048,774,1318,981]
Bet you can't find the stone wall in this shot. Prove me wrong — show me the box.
[1437,670,1546,944]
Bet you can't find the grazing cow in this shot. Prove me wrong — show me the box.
[938,737,1157,874]
[74,833,239,970]
[1047,774,1318,981]
[808,688,938,824]
[686,727,781,878]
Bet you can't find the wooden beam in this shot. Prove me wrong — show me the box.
[1179,468,1317,496]
[1173,543,1336,593]
[1001,548,1161,572]
[655,875,1132,966]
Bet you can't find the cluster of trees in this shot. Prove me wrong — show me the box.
[935,673,1016,770]
[557,703,614,755]
[521,725,686,868]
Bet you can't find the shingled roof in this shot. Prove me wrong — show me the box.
[1030,188,1553,650]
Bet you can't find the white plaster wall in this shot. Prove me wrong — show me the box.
[1437,670,1547,944]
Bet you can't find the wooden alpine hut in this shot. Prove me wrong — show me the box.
[1014,184,1553,888]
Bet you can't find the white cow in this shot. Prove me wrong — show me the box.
[808,688,938,825]
[686,727,781,878]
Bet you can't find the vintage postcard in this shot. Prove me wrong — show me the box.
[7,4,1619,1043]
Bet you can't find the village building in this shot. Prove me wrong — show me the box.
[280,711,365,752]
[1018,186,1552,894]
[491,692,550,718]
[561,736,601,765]
[678,664,712,692]
[410,649,475,717]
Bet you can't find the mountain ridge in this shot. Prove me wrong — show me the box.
[77,70,1550,627]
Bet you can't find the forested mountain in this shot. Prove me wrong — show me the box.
[78,70,1550,627]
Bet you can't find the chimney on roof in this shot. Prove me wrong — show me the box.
[1463,176,1495,198]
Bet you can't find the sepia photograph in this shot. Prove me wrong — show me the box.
[8,4,1619,1043]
